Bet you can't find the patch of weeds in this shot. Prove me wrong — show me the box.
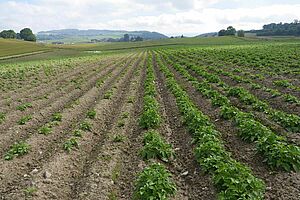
[113,134,126,143]
[6,102,11,107]
[5,141,30,160]
[24,186,37,197]
[112,163,121,183]
[99,154,112,161]
[16,102,32,111]
[52,112,62,122]
[86,109,96,119]
[108,191,117,200]
[80,121,92,131]
[66,99,80,109]
[73,129,83,137]
[0,112,5,124]
[122,112,129,119]
[117,119,125,128]
[96,78,105,88]
[127,96,135,103]
[63,137,79,152]
[71,78,83,89]
[48,121,59,127]
[104,90,114,99]
[18,115,32,125]
[38,125,52,135]
[74,99,80,105]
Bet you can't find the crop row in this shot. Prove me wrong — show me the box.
[159,50,300,172]
[134,52,176,200]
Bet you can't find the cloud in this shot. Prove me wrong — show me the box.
[0,0,300,36]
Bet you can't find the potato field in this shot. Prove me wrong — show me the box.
[0,42,299,200]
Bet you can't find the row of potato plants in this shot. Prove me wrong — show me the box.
[134,53,176,200]
[155,51,266,199]
[167,50,300,133]
[159,50,300,172]
[181,49,300,105]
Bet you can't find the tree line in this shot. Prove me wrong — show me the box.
[218,20,300,37]
[92,34,144,43]
[250,20,300,36]
[120,34,143,42]
[0,28,36,42]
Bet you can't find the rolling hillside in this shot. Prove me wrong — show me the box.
[37,29,168,43]
[0,39,49,58]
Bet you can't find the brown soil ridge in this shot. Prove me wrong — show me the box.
[114,56,146,199]
[153,52,217,200]
[74,54,145,200]
[23,53,146,200]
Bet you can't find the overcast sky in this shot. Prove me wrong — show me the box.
[0,0,300,36]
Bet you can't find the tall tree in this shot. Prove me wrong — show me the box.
[20,28,36,42]
[237,30,245,37]
[124,34,130,42]
[218,29,226,36]
[226,26,236,35]
[218,26,237,36]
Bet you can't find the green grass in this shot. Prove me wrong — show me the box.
[0,112,5,124]
[24,186,38,197]
[56,36,270,52]
[2,36,300,64]
[0,38,49,58]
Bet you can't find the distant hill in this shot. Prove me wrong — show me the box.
[196,32,218,37]
[37,29,168,43]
